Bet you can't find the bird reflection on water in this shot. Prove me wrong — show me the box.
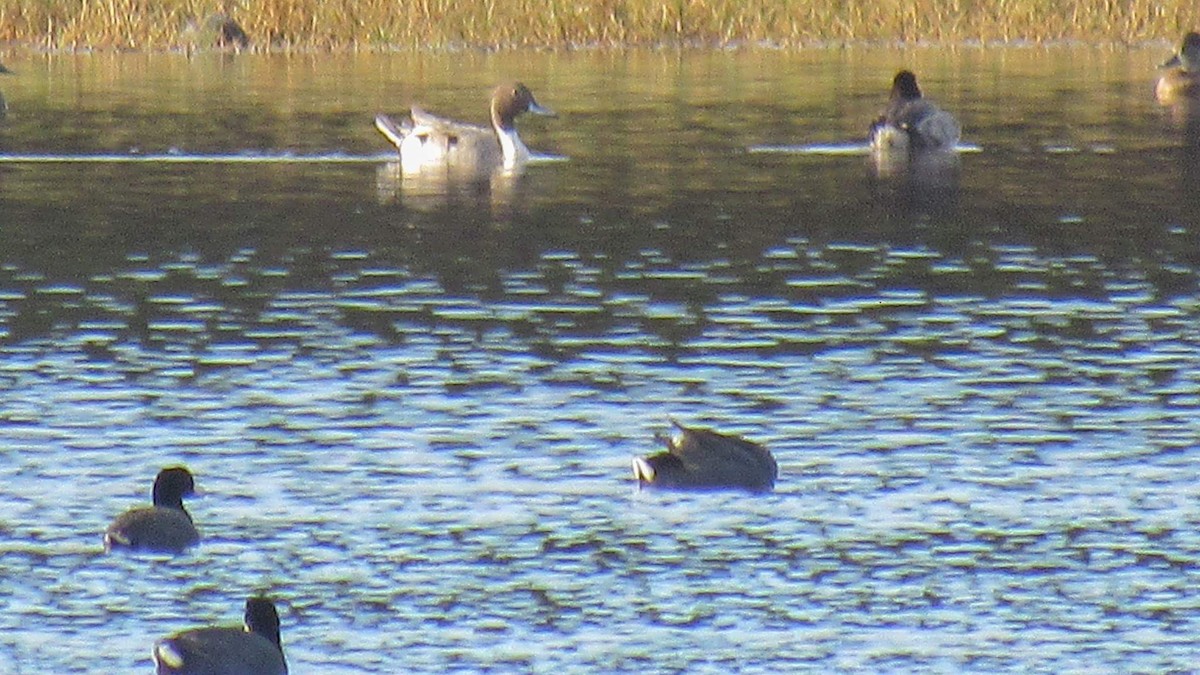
[375,161,526,220]
[868,147,961,218]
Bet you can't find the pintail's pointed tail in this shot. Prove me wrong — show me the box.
[374,114,411,149]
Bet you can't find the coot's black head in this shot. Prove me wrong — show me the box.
[151,466,196,510]
[891,70,922,101]
[244,596,283,650]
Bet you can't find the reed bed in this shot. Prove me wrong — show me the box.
[1,0,1198,49]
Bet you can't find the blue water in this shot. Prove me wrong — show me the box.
[2,46,1200,673]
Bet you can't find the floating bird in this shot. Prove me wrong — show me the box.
[104,466,199,553]
[375,81,555,174]
[633,421,777,492]
[1157,32,1200,104]
[153,596,287,675]
[869,70,961,156]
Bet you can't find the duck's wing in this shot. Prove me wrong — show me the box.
[375,108,493,147]
[891,100,960,150]
[409,107,492,138]
[668,422,778,490]
[913,106,960,150]
[404,107,504,169]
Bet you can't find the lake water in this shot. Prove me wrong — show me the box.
[2,45,1200,673]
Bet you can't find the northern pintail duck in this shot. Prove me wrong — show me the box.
[870,70,961,155]
[153,596,287,675]
[104,466,199,553]
[375,81,555,174]
[1157,32,1200,104]
[633,421,778,493]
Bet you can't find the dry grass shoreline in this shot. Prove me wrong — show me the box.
[0,1,1198,51]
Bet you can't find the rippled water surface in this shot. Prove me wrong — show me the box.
[3,47,1200,673]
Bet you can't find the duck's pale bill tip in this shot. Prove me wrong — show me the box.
[529,101,556,118]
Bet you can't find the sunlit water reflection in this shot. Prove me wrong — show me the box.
[2,46,1200,672]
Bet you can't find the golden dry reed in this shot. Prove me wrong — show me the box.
[1,0,1198,50]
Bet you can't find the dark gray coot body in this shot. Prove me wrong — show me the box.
[104,466,199,553]
[153,596,287,675]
